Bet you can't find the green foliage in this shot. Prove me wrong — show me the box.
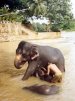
[0,6,9,21]
[46,0,73,31]
[26,0,47,17]
[32,23,50,32]
[0,6,24,22]
[50,25,61,32]
[64,19,75,31]
[0,0,74,31]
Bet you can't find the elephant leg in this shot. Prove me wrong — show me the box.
[56,58,65,72]
[22,61,37,80]
[48,63,62,83]
[33,67,46,79]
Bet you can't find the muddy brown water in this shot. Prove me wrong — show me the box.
[0,38,75,101]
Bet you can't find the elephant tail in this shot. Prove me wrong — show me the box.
[23,84,60,95]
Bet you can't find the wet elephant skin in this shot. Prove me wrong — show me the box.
[14,41,65,95]
[14,41,65,80]
[23,85,59,95]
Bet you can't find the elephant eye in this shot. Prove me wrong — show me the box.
[22,53,27,58]
[22,50,30,58]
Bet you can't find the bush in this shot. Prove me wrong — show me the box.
[32,23,50,32]
[50,24,61,32]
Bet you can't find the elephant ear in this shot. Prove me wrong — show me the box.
[30,45,39,60]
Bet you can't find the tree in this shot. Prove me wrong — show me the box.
[46,0,73,31]
[0,5,24,22]
[21,0,73,31]
[0,0,73,31]
[26,0,47,17]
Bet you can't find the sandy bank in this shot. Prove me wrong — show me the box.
[0,22,61,42]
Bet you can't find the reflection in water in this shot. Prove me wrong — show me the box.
[0,39,75,101]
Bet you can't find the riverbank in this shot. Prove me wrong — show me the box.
[0,22,61,42]
[0,33,61,42]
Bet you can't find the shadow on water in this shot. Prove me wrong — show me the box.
[0,38,75,101]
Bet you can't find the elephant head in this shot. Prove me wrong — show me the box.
[14,41,39,69]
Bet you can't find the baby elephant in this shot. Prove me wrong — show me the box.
[14,41,65,81]
[23,84,59,95]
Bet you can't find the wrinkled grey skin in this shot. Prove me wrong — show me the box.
[14,41,65,95]
[14,41,65,80]
[23,84,59,95]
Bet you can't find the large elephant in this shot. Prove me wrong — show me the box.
[14,41,65,94]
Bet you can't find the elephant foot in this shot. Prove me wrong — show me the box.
[22,75,29,80]
[22,77,26,80]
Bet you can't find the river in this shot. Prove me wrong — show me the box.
[0,32,75,101]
